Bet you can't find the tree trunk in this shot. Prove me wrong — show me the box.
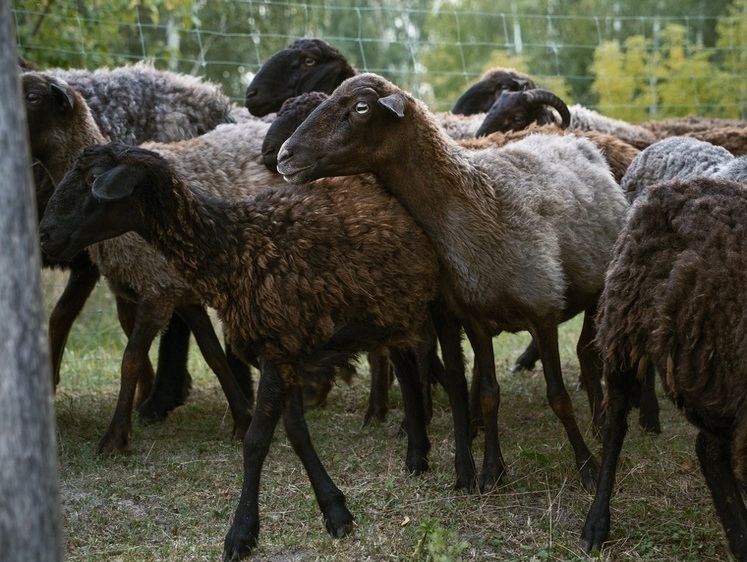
[0,4,63,561]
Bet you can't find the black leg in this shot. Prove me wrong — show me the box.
[389,347,431,475]
[282,382,354,539]
[581,363,635,553]
[696,431,747,561]
[223,359,285,561]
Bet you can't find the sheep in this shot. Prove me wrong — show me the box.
[245,38,356,117]
[43,60,235,145]
[263,91,645,434]
[24,62,246,407]
[37,141,477,558]
[25,71,261,452]
[581,176,747,560]
[246,38,537,120]
[620,136,735,203]
[450,67,539,115]
[265,93,639,188]
[276,72,633,492]
[477,87,658,149]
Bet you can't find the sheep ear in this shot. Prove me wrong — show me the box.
[50,83,75,113]
[378,93,405,119]
[515,78,531,90]
[91,165,140,202]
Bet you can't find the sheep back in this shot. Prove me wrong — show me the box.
[621,136,734,202]
[47,62,234,145]
[597,177,747,477]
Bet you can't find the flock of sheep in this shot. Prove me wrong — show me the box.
[20,36,747,561]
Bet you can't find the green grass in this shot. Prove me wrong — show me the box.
[45,271,730,561]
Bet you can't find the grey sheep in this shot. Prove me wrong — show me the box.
[620,136,735,203]
[23,62,246,405]
[28,71,265,453]
[45,60,235,145]
[36,140,477,559]
[277,72,632,493]
[713,155,747,182]
[581,175,747,560]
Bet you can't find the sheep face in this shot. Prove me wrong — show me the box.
[245,38,354,117]
[451,68,536,115]
[277,74,405,184]
[39,143,156,262]
[476,89,566,137]
[22,72,77,159]
[261,92,327,173]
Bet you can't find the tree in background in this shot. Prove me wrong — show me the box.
[591,22,740,120]
[715,0,747,118]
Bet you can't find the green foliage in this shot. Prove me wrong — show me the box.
[591,21,741,121]
[414,518,470,562]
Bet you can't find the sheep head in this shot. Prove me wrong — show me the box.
[245,38,356,117]
[22,72,78,158]
[261,92,328,173]
[451,67,537,115]
[39,143,160,262]
[475,89,571,137]
[277,73,408,184]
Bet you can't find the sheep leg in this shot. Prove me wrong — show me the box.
[175,304,253,439]
[389,347,431,475]
[533,322,598,491]
[97,301,169,454]
[138,314,193,423]
[575,306,605,435]
[512,338,540,373]
[47,258,99,389]
[282,381,354,540]
[433,308,476,491]
[226,341,254,406]
[581,363,634,553]
[363,351,391,425]
[463,318,506,491]
[114,296,154,408]
[636,358,661,434]
[696,431,747,560]
[222,359,285,561]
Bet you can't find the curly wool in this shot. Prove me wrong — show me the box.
[47,61,235,145]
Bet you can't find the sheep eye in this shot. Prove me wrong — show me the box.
[354,101,370,115]
[26,93,41,104]
[302,57,316,67]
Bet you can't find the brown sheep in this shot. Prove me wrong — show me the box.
[277,73,631,493]
[582,176,747,560]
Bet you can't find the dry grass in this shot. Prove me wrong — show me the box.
[45,271,730,561]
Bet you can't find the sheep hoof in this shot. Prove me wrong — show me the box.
[222,521,258,562]
[407,455,429,476]
[478,464,506,492]
[362,407,388,427]
[96,428,130,455]
[324,505,354,539]
[580,514,609,555]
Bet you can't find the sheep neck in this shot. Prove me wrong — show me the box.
[369,115,537,324]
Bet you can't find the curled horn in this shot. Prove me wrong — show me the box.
[521,89,572,129]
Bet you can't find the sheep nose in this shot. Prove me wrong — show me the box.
[245,87,258,100]
[276,145,292,167]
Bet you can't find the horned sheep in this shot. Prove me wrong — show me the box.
[277,73,632,492]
